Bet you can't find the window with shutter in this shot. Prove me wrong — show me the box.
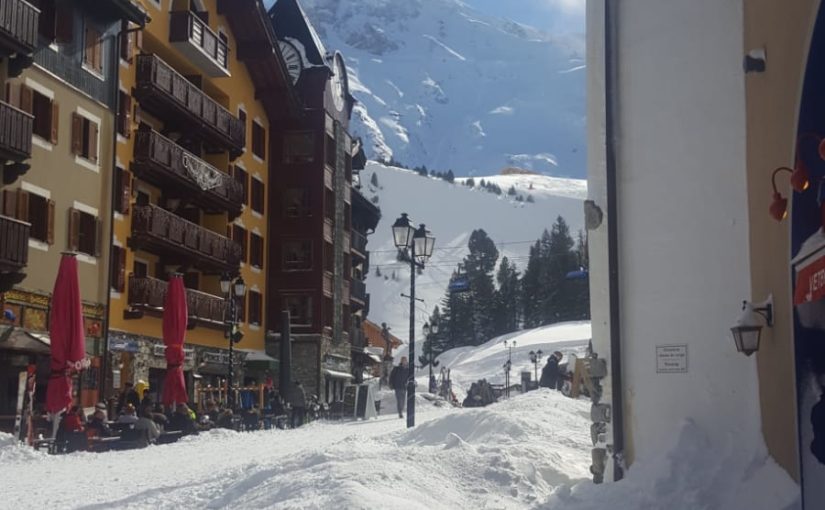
[120,20,133,62]
[234,166,249,205]
[19,85,32,114]
[73,114,99,163]
[250,233,263,269]
[83,24,102,74]
[22,191,50,245]
[70,113,82,154]
[2,189,17,218]
[16,190,29,223]
[248,291,262,326]
[116,168,132,214]
[252,121,265,159]
[46,199,55,245]
[31,89,54,141]
[233,225,248,263]
[251,178,264,214]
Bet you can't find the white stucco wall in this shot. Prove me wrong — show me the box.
[588,0,764,469]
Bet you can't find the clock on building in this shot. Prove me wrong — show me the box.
[279,39,303,85]
[331,52,347,112]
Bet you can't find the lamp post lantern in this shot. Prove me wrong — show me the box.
[528,349,544,386]
[392,214,435,428]
[221,273,246,410]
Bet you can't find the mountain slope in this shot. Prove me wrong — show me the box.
[300,0,586,177]
[359,161,585,339]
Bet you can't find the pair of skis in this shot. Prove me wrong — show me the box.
[12,365,37,445]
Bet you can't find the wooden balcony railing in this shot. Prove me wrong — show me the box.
[0,99,32,162]
[169,10,229,77]
[0,214,29,273]
[133,127,243,217]
[351,230,367,258]
[0,0,39,57]
[135,54,245,157]
[131,204,242,272]
[128,275,227,326]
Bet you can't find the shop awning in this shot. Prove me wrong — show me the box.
[323,369,354,380]
[239,349,279,374]
[0,327,50,355]
[793,230,825,305]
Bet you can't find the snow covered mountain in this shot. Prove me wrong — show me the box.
[358,161,585,341]
[298,0,586,177]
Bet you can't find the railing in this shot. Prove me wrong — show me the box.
[135,54,245,154]
[133,127,243,212]
[169,10,229,75]
[131,204,242,270]
[0,214,29,270]
[0,0,39,54]
[351,230,367,256]
[343,232,350,253]
[351,278,366,304]
[0,99,32,160]
[128,275,227,325]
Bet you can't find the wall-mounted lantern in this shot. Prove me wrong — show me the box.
[730,295,774,356]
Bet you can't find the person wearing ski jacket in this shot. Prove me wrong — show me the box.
[390,357,410,418]
[539,352,562,390]
[287,381,307,428]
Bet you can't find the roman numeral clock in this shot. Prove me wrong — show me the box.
[278,39,303,85]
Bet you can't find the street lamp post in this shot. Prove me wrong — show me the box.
[392,213,435,428]
[220,273,246,410]
[528,349,544,388]
[422,320,440,393]
[503,340,516,398]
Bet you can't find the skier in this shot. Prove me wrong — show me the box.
[390,357,409,418]
[539,351,562,390]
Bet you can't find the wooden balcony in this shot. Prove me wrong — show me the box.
[132,126,243,218]
[0,213,28,276]
[0,0,38,58]
[0,99,32,162]
[135,54,245,158]
[169,10,229,78]
[351,278,366,310]
[127,275,227,327]
[351,230,367,259]
[130,204,242,273]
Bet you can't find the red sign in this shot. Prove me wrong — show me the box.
[795,254,825,305]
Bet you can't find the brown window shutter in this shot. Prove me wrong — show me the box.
[68,208,80,252]
[124,95,132,138]
[83,28,92,66]
[46,199,55,245]
[94,217,103,257]
[89,121,99,163]
[56,4,73,43]
[94,32,102,72]
[19,85,32,115]
[50,102,59,145]
[15,189,29,223]
[70,113,82,155]
[2,189,17,218]
[121,169,132,214]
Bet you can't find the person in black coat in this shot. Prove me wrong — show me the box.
[539,352,562,390]
[116,382,140,415]
[167,403,198,435]
[389,357,410,418]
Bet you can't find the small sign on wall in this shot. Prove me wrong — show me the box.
[656,344,688,374]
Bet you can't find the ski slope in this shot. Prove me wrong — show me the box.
[360,161,585,343]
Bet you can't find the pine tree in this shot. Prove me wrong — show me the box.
[507,185,517,196]
[446,170,455,183]
[375,265,382,277]
[466,177,475,187]
[526,194,535,203]
[465,229,499,344]
[521,240,543,328]
[493,257,521,335]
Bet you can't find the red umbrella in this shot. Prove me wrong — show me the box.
[161,274,189,407]
[46,253,87,415]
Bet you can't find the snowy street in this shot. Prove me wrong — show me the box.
[0,391,591,509]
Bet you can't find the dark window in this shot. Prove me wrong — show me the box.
[71,113,99,163]
[250,233,264,269]
[232,225,248,263]
[252,121,266,159]
[182,272,199,290]
[114,167,132,214]
[233,166,248,205]
[284,295,312,326]
[248,290,262,326]
[133,260,148,278]
[238,109,247,129]
[2,189,53,245]
[68,208,100,257]
[118,90,132,137]
[284,188,311,218]
[135,190,150,207]
[26,192,49,243]
[283,132,315,164]
[325,134,336,169]
[251,178,264,214]
[283,240,312,271]
[24,87,57,144]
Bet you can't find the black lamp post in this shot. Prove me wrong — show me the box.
[422,319,440,388]
[392,213,435,428]
[220,273,246,410]
[503,339,516,398]
[528,349,544,386]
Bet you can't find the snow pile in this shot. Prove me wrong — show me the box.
[543,420,800,510]
[361,161,584,337]
[0,432,45,463]
[0,391,590,509]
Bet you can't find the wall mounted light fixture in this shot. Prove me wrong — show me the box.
[769,134,823,221]
[730,295,774,356]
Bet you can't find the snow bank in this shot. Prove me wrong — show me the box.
[543,420,800,510]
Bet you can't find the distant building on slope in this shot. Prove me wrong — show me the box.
[586,0,823,504]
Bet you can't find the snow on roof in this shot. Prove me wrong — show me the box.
[294,0,328,65]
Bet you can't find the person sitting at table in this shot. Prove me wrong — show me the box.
[146,403,169,429]
[216,409,235,430]
[135,405,161,443]
[86,405,113,438]
[167,403,198,435]
[205,400,220,423]
[117,404,139,424]
[61,406,85,433]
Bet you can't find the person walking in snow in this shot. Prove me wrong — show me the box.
[539,351,563,390]
[287,381,307,428]
[390,357,410,418]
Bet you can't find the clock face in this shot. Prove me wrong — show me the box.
[279,40,303,85]
[331,54,346,112]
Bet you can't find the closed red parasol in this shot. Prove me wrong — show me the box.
[161,274,189,407]
[46,253,87,415]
